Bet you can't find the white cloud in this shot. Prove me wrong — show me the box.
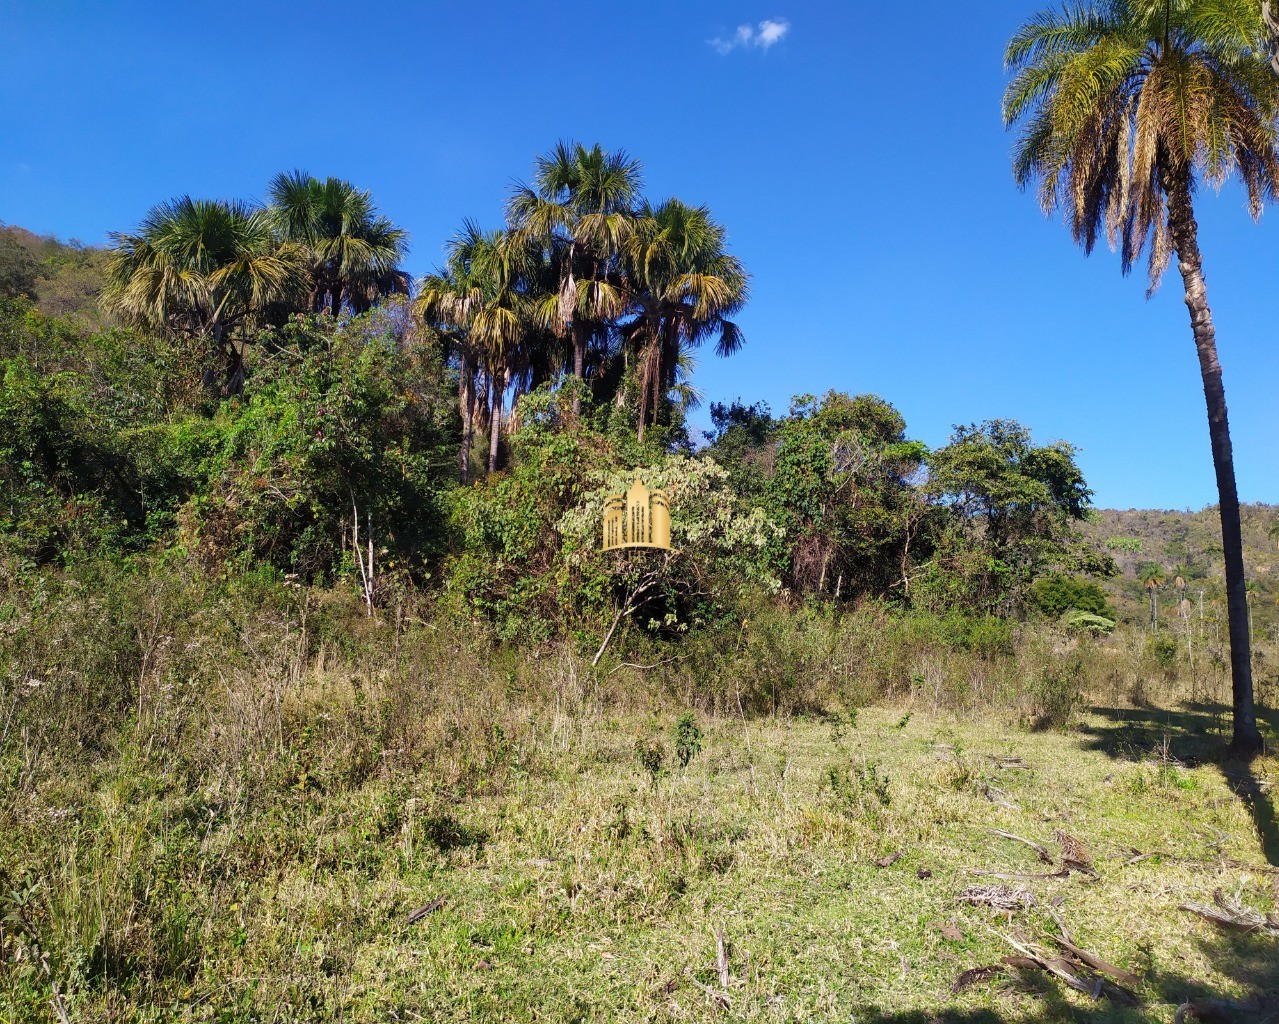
[709,18,790,55]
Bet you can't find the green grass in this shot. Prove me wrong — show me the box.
[3,700,1276,1023]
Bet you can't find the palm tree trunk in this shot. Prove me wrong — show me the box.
[488,368,508,474]
[637,340,654,443]
[1265,1,1279,75]
[459,351,475,484]
[571,321,587,415]
[1166,173,1261,756]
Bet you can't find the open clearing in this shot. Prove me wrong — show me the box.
[14,702,1277,1023]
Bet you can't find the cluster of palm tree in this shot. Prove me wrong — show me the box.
[415,142,748,480]
[1003,0,1279,754]
[104,173,408,392]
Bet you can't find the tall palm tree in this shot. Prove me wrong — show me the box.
[1138,562,1166,631]
[507,142,641,414]
[417,229,484,484]
[1004,0,1278,756]
[416,223,535,475]
[624,199,747,441]
[268,171,409,317]
[104,197,306,393]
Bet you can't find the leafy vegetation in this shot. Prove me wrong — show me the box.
[2,103,1277,1020]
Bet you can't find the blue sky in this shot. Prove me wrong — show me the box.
[2,1,1275,511]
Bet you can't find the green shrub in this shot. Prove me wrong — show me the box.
[673,712,703,767]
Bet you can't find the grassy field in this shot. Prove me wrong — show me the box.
[5,692,1276,1023]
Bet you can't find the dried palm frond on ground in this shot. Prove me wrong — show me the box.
[1180,890,1279,936]
[957,884,1035,912]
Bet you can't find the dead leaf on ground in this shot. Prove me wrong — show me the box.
[952,965,1002,993]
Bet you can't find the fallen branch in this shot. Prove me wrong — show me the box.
[407,896,445,923]
[970,867,1070,881]
[952,965,1002,993]
[715,924,732,989]
[1179,890,1279,936]
[986,754,1034,771]
[1001,932,1140,1005]
[1175,997,1261,1022]
[982,784,1020,810]
[684,970,732,1010]
[990,828,1053,864]
[1050,935,1140,988]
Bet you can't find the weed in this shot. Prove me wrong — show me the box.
[673,712,703,768]
[635,738,666,786]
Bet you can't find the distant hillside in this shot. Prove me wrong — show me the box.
[0,221,110,324]
[1081,503,1279,633]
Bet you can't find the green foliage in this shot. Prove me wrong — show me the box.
[924,420,1098,613]
[1147,633,1179,668]
[0,229,39,299]
[1030,573,1112,618]
[178,308,453,577]
[705,391,932,603]
[1026,660,1084,730]
[826,757,891,819]
[1106,536,1143,553]
[673,712,703,768]
[1064,610,1117,635]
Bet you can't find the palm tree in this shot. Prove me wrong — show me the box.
[416,223,535,475]
[104,197,306,393]
[1004,0,1278,756]
[623,199,747,441]
[507,142,641,414]
[1138,563,1166,631]
[268,171,409,317]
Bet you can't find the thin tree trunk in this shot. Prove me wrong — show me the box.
[1166,173,1261,756]
[488,367,509,474]
[459,351,475,484]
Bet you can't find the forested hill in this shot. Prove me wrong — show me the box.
[0,222,109,324]
[1082,504,1279,631]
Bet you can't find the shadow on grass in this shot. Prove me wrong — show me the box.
[848,931,1278,1021]
[1076,701,1279,868]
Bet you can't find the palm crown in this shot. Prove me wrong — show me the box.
[103,196,305,392]
[1004,0,1279,286]
[507,142,642,411]
[624,199,747,439]
[268,171,409,316]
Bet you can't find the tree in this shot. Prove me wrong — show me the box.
[268,171,409,317]
[927,420,1096,612]
[623,199,748,441]
[104,197,306,393]
[507,142,641,414]
[416,223,537,475]
[0,228,40,300]
[1137,562,1167,631]
[1003,0,1277,755]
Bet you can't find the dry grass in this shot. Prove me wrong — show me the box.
[1,571,1276,1021]
[2,691,1275,1022]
